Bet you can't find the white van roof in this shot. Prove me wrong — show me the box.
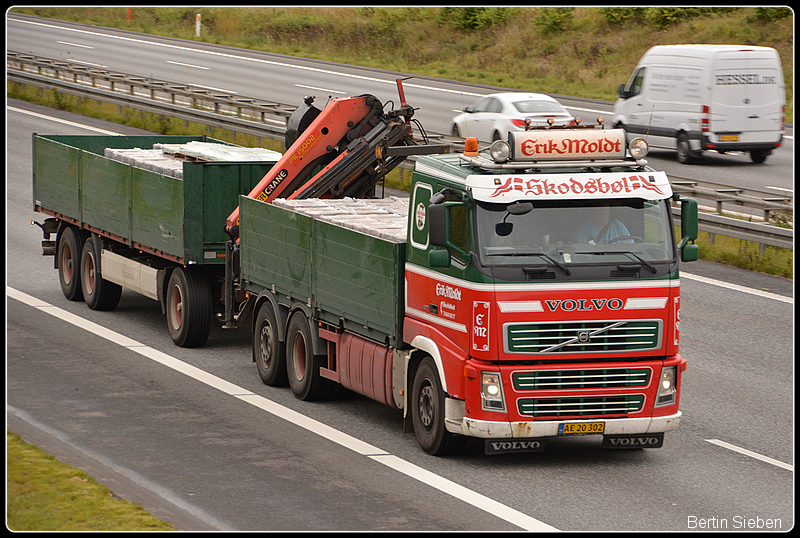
[642,44,779,60]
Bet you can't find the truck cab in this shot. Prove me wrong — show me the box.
[403,125,699,454]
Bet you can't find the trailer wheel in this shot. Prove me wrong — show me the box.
[166,267,212,348]
[57,226,85,301]
[80,236,122,311]
[254,302,287,386]
[285,312,334,401]
[411,357,465,456]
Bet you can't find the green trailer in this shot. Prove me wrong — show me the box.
[32,134,280,346]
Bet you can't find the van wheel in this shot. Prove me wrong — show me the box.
[165,267,212,348]
[411,357,466,456]
[57,226,86,301]
[80,236,122,311]
[253,302,287,386]
[750,150,769,164]
[677,132,697,164]
[285,312,335,401]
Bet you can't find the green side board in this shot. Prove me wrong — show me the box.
[32,134,278,264]
[238,196,405,346]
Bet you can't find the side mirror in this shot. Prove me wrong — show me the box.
[428,248,451,268]
[678,198,699,262]
[428,202,447,247]
[618,83,628,99]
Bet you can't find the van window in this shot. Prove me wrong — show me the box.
[626,67,646,98]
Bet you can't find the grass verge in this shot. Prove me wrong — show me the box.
[7,430,174,531]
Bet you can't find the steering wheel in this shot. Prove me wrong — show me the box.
[600,235,644,244]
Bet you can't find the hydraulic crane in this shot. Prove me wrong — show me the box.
[225,78,447,234]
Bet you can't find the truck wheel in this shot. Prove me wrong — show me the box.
[165,267,212,348]
[750,150,769,164]
[254,302,287,386]
[57,226,85,301]
[285,312,334,401]
[411,357,465,456]
[80,236,122,311]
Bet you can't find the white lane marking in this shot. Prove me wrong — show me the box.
[295,84,345,94]
[681,272,792,304]
[165,60,210,70]
[12,18,481,98]
[8,106,124,135]
[56,40,94,49]
[706,439,793,472]
[7,286,557,532]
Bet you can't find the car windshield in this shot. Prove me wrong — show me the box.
[475,198,675,269]
[511,100,566,114]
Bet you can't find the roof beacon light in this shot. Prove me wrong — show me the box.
[464,137,479,157]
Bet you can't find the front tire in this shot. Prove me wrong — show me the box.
[165,267,212,348]
[411,357,465,456]
[57,226,86,301]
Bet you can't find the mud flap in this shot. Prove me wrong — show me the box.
[602,432,664,449]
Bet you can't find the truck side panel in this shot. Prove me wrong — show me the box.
[33,134,276,264]
[238,196,404,346]
[314,220,404,345]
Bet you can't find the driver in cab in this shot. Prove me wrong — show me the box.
[577,203,632,244]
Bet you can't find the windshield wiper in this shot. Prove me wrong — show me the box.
[487,250,571,275]
[577,250,657,274]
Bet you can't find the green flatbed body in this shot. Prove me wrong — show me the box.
[32,134,278,264]
[238,196,406,347]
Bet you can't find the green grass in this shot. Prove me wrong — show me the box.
[7,430,175,531]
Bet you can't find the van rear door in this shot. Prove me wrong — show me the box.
[710,48,784,144]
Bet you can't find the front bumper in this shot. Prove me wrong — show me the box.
[445,404,681,439]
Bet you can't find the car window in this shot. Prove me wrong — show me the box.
[473,97,502,113]
[626,67,646,98]
[512,100,566,114]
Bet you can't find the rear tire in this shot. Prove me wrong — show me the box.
[285,312,335,401]
[254,302,287,386]
[676,132,697,164]
[80,236,122,311]
[57,226,86,301]
[750,149,769,164]
[411,357,465,456]
[165,267,212,348]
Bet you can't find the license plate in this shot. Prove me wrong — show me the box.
[558,422,604,434]
[719,134,739,142]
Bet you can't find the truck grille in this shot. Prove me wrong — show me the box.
[512,368,651,391]
[505,320,661,354]
[517,395,645,417]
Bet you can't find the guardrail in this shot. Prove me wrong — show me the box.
[8,51,793,251]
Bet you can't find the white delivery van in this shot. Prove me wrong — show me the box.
[613,45,785,163]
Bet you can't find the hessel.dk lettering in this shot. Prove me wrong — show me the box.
[715,73,777,85]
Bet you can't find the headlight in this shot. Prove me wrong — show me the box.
[481,372,506,411]
[628,137,649,158]
[490,140,510,163]
[655,366,677,407]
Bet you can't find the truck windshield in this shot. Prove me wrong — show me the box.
[475,198,676,270]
